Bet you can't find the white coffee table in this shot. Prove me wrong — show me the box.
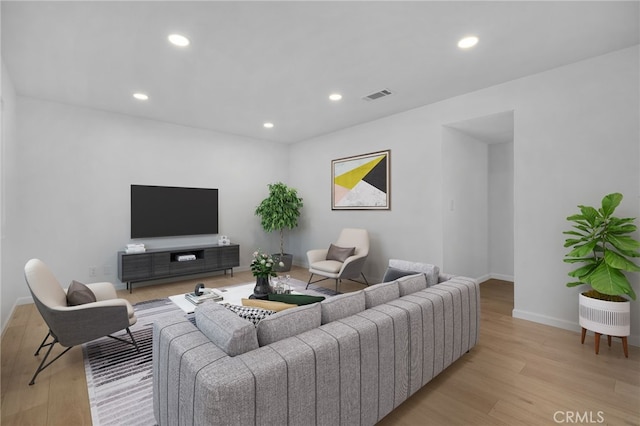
[169,283,306,314]
[169,283,257,314]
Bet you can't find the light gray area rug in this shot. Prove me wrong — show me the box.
[82,279,337,426]
[83,298,180,426]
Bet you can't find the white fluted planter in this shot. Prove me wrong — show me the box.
[579,293,630,336]
[579,293,630,358]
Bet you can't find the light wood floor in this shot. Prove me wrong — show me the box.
[2,267,638,425]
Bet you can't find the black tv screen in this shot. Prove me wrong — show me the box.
[131,185,219,238]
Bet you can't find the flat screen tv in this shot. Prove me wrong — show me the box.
[131,185,219,238]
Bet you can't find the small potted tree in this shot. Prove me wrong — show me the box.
[563,192,639,357]
[255,182,303,272]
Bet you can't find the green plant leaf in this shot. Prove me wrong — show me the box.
[608,224,637,235]
[588,261,637,300]
[579,205,599,227]
[563,230,586,237]
[568,264,597,278]
[566,281,585,287]
[566,240,598,258]
[564,238,585,248]
[600,193,623,218]
[607,234,640,252]
[617,248,640,258]
[604,250,640,272]
[572,224,591,233]
[563,257,597,264]
[566,214,586,222]
[609,216,635,225]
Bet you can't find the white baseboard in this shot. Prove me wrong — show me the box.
[475,274,491,283]
[512,308,639,347]
[473,273,515,284]
[490,273,514,282]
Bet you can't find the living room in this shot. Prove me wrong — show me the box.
[1,1,639,425]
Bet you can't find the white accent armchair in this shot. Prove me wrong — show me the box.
[306,228,370,292]
[24,259,139,385]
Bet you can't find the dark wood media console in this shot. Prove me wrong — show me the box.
[117,244,239,293]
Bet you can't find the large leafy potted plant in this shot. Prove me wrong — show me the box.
[255,182,303,272]
[563,192,639,357]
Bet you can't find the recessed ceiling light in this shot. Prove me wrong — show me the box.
[263,122,274,129]
[133,93,149,101]
[458,36,479,49]
[168,34,190,47]
[329,93,342,101]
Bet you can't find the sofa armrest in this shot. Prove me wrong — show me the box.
[438,272,456,283]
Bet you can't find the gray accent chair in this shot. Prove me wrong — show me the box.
[24,258,139,385]
[306,227,370,292]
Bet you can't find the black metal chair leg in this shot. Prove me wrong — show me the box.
[34,331,52,356]
[126,327,140,353]
[306,274,315,289]
[107,328,140,353]
[361,272,369,286]
[29,337,72,385]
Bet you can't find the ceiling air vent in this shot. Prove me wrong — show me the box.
[362,88,393,101]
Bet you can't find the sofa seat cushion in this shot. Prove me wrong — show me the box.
[320,290,365,324]
[389,259,440,287]
[257,303,321,346]
[196,302,259,356]
[363,281,400,308]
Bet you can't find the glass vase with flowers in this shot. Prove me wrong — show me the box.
[249,250,284,299]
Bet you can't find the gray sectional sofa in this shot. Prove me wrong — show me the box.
[153,267,480,425]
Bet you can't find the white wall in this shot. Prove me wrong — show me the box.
[1,60,17,331]
[442,127,489,279]
[2,46,638,345]
[290,46,639,345]
[1,97,290,328]
[289,107,447,282]
[489,142,514,280]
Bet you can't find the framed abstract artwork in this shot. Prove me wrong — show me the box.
[332,150,390,210]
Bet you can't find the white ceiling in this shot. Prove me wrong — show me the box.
[2,1,638,144]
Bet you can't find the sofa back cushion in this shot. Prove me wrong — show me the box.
[396,273,428,296]
[388,259,440,287]
[382,267,420,283]
[320,290,365,324]
[257,302,321,346]
[196,302,259,356]
[363,281,400,308]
